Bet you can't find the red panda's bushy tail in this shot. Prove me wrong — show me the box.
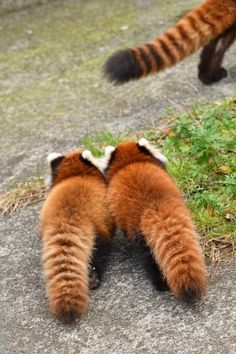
[140,201,207,304]
[104,0,236,84]
[42,225,94,323]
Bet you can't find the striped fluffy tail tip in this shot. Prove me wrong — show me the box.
[179,286,204,305]
[104,49,140,84]
[52,303,85,324]
[51,296,88,323]
[55,309,80,324]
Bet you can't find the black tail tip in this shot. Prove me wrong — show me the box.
[179,287,203,305]
[104,49,140,84]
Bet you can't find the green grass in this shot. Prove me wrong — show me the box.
[83,98,236,259]
[162,100,236,259]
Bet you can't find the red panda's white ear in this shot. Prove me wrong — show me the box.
[105,146,115,158]
[88,145,116,172]
[138,138,149,148]
[138,138,168,165]
[103,145,116,167]
[46,152,65,188]
[82,150,107,173]
[81,150,93,161]
[47,152,63,165]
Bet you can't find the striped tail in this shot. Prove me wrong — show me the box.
[42,225,94,323]
[104,0,236,84]
[140,202,207,304]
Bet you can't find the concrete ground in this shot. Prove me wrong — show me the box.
[0,0,235,353]
[1,206,236,354]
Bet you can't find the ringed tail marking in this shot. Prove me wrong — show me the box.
[141,207,207,304]
[104,0,236,83]
[42,225,95,323]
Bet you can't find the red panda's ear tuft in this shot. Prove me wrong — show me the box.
[138,138,149,148]
[81,150,107,174]
[47,153,65,166]
[46,153,65,187]
[138,138,168,165]
[81,150,93,161]
[103,146,116,168]
[104,146,116,159]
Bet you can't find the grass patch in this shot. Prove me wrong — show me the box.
[162,99,236,261]
[0,176,46,215]
[83,98,236,260]
[82,131,128,157]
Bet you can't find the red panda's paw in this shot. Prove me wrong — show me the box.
[198,67,228,85]
[89,266,101,290]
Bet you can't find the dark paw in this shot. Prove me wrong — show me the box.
[216,67,228,80]
[89,267,100,290]
[198,67,228,85]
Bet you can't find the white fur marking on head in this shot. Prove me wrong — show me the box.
[47,152,63,165]
[138,138,168,165]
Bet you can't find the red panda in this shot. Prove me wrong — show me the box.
[103,139,207,304]
[104,0,236,85]
[39,150,113,323]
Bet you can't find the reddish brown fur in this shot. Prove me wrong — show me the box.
[104,0,236,84]
[105,142,206,304]
[40,152,113,323]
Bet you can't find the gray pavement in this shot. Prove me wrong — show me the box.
[1,205,236,354]
[0,1,236,353]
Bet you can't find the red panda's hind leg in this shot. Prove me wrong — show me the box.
[89,234,112,290]
[132,233,169,291]
[198,23,236,84]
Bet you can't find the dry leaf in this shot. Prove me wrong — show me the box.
[215,165,232,175]
[225,213,236,222]
[166,127,175,137]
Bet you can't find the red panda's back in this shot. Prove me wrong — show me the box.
[107,161,181,235]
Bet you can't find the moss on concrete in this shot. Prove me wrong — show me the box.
[0,0,200,136]
[0,0,139,133]
[0,0,235,188]
[0,0,57,16]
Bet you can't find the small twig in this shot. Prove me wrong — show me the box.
[210,258,221,282]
